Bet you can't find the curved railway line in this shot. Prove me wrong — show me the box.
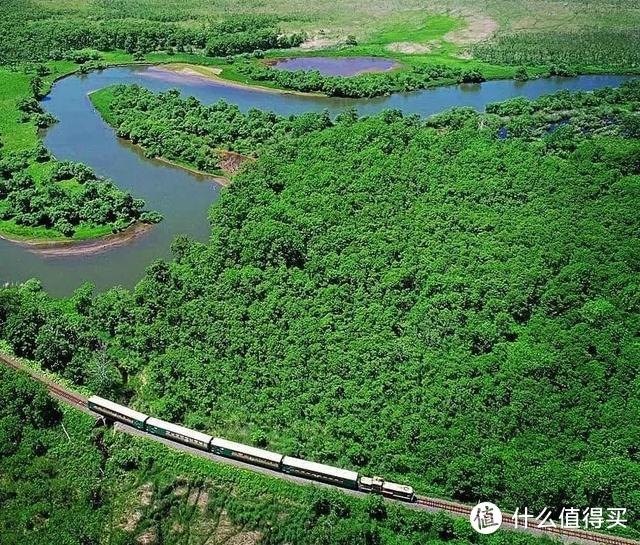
[1,351,638,545]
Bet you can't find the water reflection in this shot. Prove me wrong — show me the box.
[269,56,400,76]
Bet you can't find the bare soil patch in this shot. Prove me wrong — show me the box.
[213,510,237,543]
[386,40,440,54]
[196,489,209,512]
[218,150,253,175]
[139,483,154,506]
[187,488,209,512]
[173,484,189,497]
[300,35,342,50]
[137,529,157,545]
[176,65,222,78]
[444,13,498,45]
[227,531,263,545]
[122,510,142,532]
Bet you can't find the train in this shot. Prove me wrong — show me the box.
[88,395,416,502]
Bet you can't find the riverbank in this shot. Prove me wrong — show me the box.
[147,57,640,102]
[0,222,154,257]
[154,156,231,186]
[147,63,327,97]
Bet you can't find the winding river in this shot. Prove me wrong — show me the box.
[0,65,634,296]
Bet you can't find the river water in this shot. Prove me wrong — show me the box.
[0,65,634,296]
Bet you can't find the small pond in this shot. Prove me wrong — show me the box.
[269,56,401,76]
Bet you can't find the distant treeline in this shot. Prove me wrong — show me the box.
[473,29,640,69]
[236,62,486,97]
[0,8,303,63]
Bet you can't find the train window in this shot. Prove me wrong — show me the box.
[166,430,206,447]
[292,468,343,484]
[95,406,134,424]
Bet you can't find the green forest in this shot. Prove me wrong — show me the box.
[90,84,335,172]
[2,82,639,536]
[0,364,562,545]
[0,5,303,64]
[233,62,487,98]
[0,153,162,238]
[1,0,640,541]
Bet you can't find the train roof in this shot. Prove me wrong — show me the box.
[211,437,283,463]
[89,395,149,423]
[146,417,213,445]
[282,456,359,482]
[382,481,415,494]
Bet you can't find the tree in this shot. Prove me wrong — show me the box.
[514,66,530,81]
[30,76,44,98]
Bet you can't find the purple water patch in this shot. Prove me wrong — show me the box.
[270,56,401,77]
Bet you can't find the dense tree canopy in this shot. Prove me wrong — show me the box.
[235,61,486,98]
[0,1,303,64]
[92,84,335,171]
[0,367,106,544]
[0,151,162,237]
[2,83,639,535]
[0,369,566,545]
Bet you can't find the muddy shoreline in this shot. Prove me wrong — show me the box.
[0,222,154,257]
[154,156,231,186]
[148,64,326,97]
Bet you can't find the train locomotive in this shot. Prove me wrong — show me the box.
[88,395,416,502]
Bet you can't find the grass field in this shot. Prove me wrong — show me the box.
[0,53,132,155]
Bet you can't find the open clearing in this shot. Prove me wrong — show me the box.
[32,0,640,44]
[443,12,498,44]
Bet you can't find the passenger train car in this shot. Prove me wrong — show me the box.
[145,417,213,450]
[88,395,415,503]
[282,456,359,489]
[211,437,283,469]
[88,395,149,429]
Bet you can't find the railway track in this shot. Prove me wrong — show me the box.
[0,352,87,408]
[1,351,638,545]
[415,497,639,545]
